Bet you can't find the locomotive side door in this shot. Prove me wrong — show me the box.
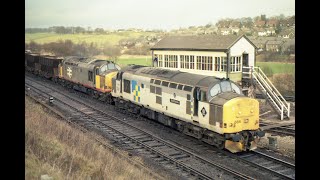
[116,72,124,93]
[193,87,200,117]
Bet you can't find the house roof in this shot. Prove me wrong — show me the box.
[279,28,295,36]
[150,34,256,51]
[266,19,278,25]
[255,20,266,26]
[266,40,284,45]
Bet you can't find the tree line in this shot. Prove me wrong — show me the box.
[25,26,105,34]
[25,40,121,61]
[25,39,151,61]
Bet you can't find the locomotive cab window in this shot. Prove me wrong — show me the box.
[107,63,115,70]
[209,81,242,98]
[210,84,221,97]
[220,81,241,94]
[231,83,241,94]
[220,81,232,92]
[115,64,120,70]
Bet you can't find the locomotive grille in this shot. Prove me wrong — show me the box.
[100,76,105,89]
[156,96,162,104]
[209,104,223,126]
[186,101,191,115]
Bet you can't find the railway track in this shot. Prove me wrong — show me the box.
[260,122,295,137]
[255,93,295,102]
[237,150,295,179]
[25,77,253,180]
[26,74,296,179]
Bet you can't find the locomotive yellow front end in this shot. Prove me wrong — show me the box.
[94,61,120,93]
[222,97,264,153]
[207,80,264,153]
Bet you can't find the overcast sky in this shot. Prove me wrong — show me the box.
[26,0,295,30]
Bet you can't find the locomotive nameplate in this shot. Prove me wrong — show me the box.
[170,99,180,105]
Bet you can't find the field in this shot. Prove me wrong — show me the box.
[93,55,152,67]
[118,55,152,66]
[25,32,157,47]
[256,62,295,75]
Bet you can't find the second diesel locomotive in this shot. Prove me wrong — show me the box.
[111,65,265,153]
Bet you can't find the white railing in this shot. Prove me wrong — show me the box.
[242,66,290,120]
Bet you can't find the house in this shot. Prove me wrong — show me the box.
[220,28,231,35]
[254,20,266,27]
[265,27,276,36]
[250,39,268,51]
[279,17,294,27]
[266,40,284,52]
[258,30,267,37]
[281,39,295,54]
[150,34,257,82]
[231,27,240,34]
[266,19,279,27]
[279,28,295,39]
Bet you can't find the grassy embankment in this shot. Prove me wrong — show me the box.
[25,32,157,48]
[25,96,158,180]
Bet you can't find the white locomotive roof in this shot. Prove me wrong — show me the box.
[123,65,223,88]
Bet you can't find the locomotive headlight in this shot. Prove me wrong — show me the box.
[250,109,254,113]
[238,111,241,115]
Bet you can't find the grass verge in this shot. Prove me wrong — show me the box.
[25,95,158,180]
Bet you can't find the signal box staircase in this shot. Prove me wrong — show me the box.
[242,66,290,120]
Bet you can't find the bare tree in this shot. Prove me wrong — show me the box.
[103,43,121,63]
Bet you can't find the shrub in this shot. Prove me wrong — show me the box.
[272,73,295,96]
